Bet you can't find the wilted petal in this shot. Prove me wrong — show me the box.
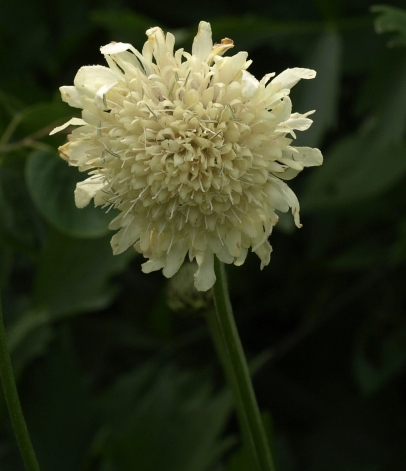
[210,38,234,60]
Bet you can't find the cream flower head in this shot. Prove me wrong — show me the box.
[51,21,322,291]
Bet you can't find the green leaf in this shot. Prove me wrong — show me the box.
[390,219,406,265]
[33,229,134,317]
[325,242,389,271]
[301,59,406,211]
[91,10,158,46]
[0,166,42,252]
[353,315,406,395]
[26,150,113,238]
[372,5,406,47]
[96,363,233,471]
[0,89,26,117]
[301,139,406,211]
[20,326,95,471]
[195,16,322,51]
[294,31,342,148]
[6,309,53,379]
[16,101,72,137]
[354,48,405,117]
[312,0,343,20]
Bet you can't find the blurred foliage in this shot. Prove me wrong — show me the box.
[0,0,406,470]
[372,4,406,46]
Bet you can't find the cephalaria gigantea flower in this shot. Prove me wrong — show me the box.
[51,21,323,291]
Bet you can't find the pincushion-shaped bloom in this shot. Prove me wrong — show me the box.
[52,22,322,291]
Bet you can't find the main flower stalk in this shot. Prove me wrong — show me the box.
[209,259,276,471]
[0,296,41,471]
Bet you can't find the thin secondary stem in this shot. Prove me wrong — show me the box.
[0,295,41,471]
[210,258,276,471]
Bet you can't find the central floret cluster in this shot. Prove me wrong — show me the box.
[52,22,322,291]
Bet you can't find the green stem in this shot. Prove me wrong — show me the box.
[0,295,41,471]
[209,258,276,471]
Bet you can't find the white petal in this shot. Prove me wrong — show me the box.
[110,220,142,255]
[100,42,133,55]
[66,140,96,166]
[234,246,248,266]
[274,96,292,123]
[49,118,86,135]
[60,86,82,108]
[102,41,150,75]
[265,181,291,213]
[216,245,234,264]
[194,249,216,291]
[270,177,301,227]
[271,68,316,89]
[259,72,275,86]
[146,26,170,65]
[108,213,124,231]
[269,165,301,181]
[74,66,119,97]
[281,111,315,132]
[165,32,176,56]
[95,81,118,110]
[253,241,272,269]
[291,147,323,167]
[163,242,188,278]
[142,258,166,273]
[192,21,213,61]
[241,70,259,98]
[214,51,248,85]
[225,226,241,258]
[74,175,105,208]
[279,157,304,171]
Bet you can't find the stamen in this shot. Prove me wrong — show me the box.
[209,130,222,140]
[183,69,191,88]
[216,225,224,245]
[158,222,167,237]
[121,215,134,238]
[145,103,157,118]
[227,103,241,121]
[167,233,175,253]
[102,143,121,158]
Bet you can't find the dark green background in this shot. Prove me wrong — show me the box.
[0,0,406,470]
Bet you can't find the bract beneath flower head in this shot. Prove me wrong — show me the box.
[51,21,323,291]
